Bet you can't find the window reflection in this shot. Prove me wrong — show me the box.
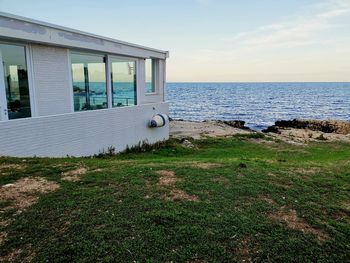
[111,58,137,107]
[0,44,31,119]
[145,59,156,93]
[71,52,107,111]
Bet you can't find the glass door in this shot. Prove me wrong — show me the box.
[0,43,31,121]
[0,49,8,121]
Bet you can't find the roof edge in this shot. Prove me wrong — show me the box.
[0,11,169,56]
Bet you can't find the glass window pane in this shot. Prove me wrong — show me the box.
[111,58,137,107]
[0,44,31,119]
[145,59,155,93]
[71,52,107,111]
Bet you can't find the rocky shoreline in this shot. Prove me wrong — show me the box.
[170,119,350,144]
[262,119,350,135]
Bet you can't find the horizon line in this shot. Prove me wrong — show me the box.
[166,81,350,83]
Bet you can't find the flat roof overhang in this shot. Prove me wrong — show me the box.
[0,12,169,59]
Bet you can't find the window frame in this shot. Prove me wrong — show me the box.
[108,55,138,108]
[70,50,108,112]
[0,41,35,121]
[69,51,141,112]
[145,58,159,95]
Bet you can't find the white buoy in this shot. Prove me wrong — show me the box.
[149,114,169,128]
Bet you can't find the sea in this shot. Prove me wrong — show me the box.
[166,82,350,130]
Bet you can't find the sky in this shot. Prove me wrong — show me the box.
[1,0,350,82]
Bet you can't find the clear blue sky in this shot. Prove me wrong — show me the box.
[1,0,350,82]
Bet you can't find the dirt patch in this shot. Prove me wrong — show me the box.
[0,219,14,246]
[332,210,350,223]
[191,162,223,169]
[212,176,230,184]
[1,244,35,263]
[0,177,60,210]
[247,138,276,145]
[242,195,277,207]
[0,177,60,249]
[272,182,293,190]
[61,167,88,182]
[0,219,12,228]
[92,168,104,172]
[0,164,26,172]
[163,189,199,202]
[142,161,223,170]
[259,195,277,205]
[155,170,199,202]
[61,176,80,182]
[292,167,321,176]
[156,170,179,187]
[185,260,208,263]
[236,236,260,263]
[269,208,328,241]
[51,163,71,168]
[343,201,350,211]
[267,172,277,177]
[0,231,8,246]
[170,120,252,140]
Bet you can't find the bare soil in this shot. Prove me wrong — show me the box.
[170,120,251,139]
[190,162,223,169]
[212,176,230,184]
[1,244,34,263]
[269,208,328,241]
[236,236,260,263]
[155,170,179,186]
[155,170,199,202]
[163,189,199,202]
[61,167,88,182]
[0,177,60,249]
[0,164,26,172]
[0,177,60,210]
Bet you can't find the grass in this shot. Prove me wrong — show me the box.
[0,136,349,262]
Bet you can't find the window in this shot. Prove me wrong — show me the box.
[145,59,156,93]
[0,43,31,120]
[71,52,107,111]
[111,58,137,107]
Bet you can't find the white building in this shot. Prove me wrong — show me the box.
[0,12,169,157]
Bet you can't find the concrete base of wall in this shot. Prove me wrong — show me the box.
[0,102,169,157]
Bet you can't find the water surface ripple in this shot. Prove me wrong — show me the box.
[166,82,350,130]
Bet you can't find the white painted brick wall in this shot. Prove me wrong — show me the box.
[31,45,72,116]
[0,102,169,157]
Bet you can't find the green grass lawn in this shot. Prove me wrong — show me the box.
[1,135,349,262]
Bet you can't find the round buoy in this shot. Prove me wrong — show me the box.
[149,114,169,128]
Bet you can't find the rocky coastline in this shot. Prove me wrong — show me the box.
[262,119,350,135]
[170,119,350,144]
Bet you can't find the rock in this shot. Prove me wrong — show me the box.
[218,120,250,130]
[316,134,328,141]
[274,119,350,134]
[238,163,247,169]
[262,119,350,135]
[3,184,15,188]
[262,125,281,134]
[181,139,195,148]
